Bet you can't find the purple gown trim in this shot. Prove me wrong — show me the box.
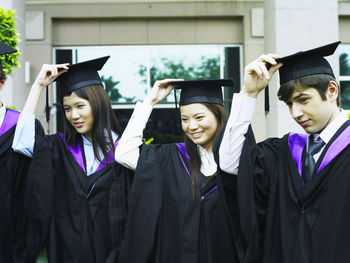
[59,133,86,173]
[317,125,350,173]
[96,139,119,172]
[175,143,218,198]
[289,125,350,177]
[288,133,308,176]
[59,133,120,174]
[175,143,191,178]
[175,142,190,159]
[203,185,218,197]
[0,108,20,136]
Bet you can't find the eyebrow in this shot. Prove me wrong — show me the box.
[181,112,206,117]
[291,93,308,101]
[63,101,86,107]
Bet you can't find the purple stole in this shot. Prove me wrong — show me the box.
[175,142,218,197]
[59,133,119,174]
[0,108,20,136]
[288,125,350,177]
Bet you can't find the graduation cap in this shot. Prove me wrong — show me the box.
[276,41,340,85]
[264,41,341,113]
[46,56,109,123]
[0,42,17,70]
[168,79,235,106]
[57,56,110,97]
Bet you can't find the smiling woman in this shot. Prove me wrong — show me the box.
[115,78,242,263]
[11,57,133,263]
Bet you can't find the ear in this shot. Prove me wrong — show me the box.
[0,77,7,90]
[326,81,339,102]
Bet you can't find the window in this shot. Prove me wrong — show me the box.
[339,44,350,109]
[54,45,242,142]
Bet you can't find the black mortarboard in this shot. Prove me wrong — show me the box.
[264,41,341,114]
[57,56,110,97]
[0,41,17,69]
[168,79,234,106]
[277,41,340,85]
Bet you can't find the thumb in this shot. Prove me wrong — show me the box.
[269,62,283,76]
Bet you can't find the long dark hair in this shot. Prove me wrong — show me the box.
[182,102,228,198]
[61,84,122,166]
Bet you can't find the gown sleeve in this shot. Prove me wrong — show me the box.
[13,124,55,262]
[235,125,285,261]
[11,119,47,262]
[118,143,165,263]
[115,101,153,171]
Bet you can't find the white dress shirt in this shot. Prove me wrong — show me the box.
[115,101,217,176]
[219,93,349,175]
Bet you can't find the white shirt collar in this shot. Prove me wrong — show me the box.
[197,144,217,176]
[319,110,348,144]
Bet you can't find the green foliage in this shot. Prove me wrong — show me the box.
[142,137,154,145]
[143,129,184,144]
[0,7,21,75]
[138,56,220,87]
[340,53,350,76]
[101,75,135,102]
[5,105,18,111]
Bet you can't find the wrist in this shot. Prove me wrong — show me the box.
[143,96,157,107]
[31,81,47,92]
[240,88,259,98]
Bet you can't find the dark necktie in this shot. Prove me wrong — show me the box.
[302,134,325,183]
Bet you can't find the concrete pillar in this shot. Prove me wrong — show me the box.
[1,0,26,109]
[264,0,339,137]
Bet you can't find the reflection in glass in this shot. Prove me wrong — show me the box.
[55,45,241,142]
[115,108,184,143]
[340,53,350,76]
[340,45,350,76]
[340,81,350,109]
[77,47,148,103]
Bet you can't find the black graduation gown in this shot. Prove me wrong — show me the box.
[118,142,242,263]
[24,133,133,263]
[0,108,43,263]
[238,120,350,263]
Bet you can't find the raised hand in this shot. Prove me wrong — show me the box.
[33,63,69,90]
[241,54,282,98]
[144,79,183,106]
[22,63,69,115]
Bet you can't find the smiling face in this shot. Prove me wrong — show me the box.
[286,82,340,134]
[180,103,218,151]
[63,92,94,141]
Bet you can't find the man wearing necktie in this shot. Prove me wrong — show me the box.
[218,41,350,263]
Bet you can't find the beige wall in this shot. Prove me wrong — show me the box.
[25,0,348,139]
[340,17,350,43]
[25,0,263,133]
[52,18,243,46]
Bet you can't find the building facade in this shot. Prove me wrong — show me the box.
[2,0,350,141]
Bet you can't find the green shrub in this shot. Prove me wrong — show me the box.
[0,7,20,75]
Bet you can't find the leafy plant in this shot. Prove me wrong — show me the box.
[0,7,21,75]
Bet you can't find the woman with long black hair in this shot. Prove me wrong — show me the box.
[115,79,243,263]
[12,56,133,263]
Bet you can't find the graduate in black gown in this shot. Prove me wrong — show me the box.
[115,79,243,263]
[0,41,44,262]
[219,41,350,263]
[12,56,133,263]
